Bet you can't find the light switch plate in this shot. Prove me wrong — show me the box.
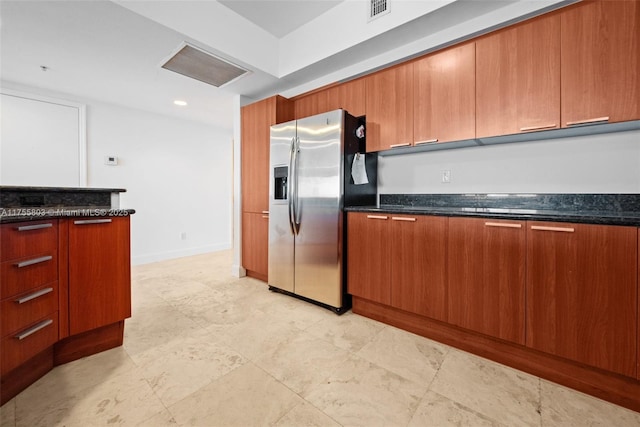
[104,156,118,166]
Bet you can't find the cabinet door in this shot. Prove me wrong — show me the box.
[414,43,476,144]
[561,0,639,126]
[448,217,525,344]
[326,79,366,117]
[241,211,269,281]
[390,215,447,321]
[364,63,413,152]
[347,213,390,304]
[68,217,131,336]
[295,91,329,119]
[476,14,560,137]
[526,222,637,377]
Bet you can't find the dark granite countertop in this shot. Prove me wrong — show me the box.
[0,186,127,193]
[345,194,640,227]
[0,207,135,224]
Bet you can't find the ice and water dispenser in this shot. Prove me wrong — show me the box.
[274,166,288,201]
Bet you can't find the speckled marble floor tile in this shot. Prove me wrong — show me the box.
[430,349,541,427]
[6,250,640,427]
[540,380,640,426]
[357,325,451,386]
[167,362,302,427]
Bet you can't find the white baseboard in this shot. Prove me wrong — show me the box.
[132,242,231,265]
[231,264,247,278]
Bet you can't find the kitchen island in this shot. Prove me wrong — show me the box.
[0,186,135,405]
[346,193,640,412]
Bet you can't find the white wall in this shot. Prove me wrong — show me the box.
[1,82,233,265]
[378,130,640,194]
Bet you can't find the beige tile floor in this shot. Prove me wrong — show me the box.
[2,249,640,427]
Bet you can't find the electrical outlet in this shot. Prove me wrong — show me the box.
[441,170,451,183]
[180,232,187,240]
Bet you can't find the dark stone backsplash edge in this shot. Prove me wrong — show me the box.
[380,193,640,213]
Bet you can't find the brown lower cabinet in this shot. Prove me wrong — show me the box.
[526,221,638,377]
[347,212,447,321]
[448,217,526,344]
[348,212,640,411]
[241,212,269,281]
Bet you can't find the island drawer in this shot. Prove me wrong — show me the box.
[1,313,58,375]
[0,220,58,262]
[1,283,59,337]
[0,252,58,299]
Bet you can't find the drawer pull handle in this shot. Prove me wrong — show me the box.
[262,215,269,219]
[16,255,53,268]
[261,211,269,215]
[15,319,53,340]
[565,117,609,127]
[520,124,557,132]
[17,223,53,231]
[531,225,575,233]
[389,143,411,148]
[366,215,388,220]
[15,287,54,304]
[485,222,522,229]
[392,217,417,222]
[74,219,112,225]
[414,139,438,145]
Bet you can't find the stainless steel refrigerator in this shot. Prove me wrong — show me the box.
[268,109,377,313]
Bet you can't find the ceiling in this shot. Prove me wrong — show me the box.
[0,1,573,130]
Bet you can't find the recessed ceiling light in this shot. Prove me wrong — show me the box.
[174,100,187,106]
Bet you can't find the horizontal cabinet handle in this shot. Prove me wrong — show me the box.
[531,225,575,233]
[520,124,557,132]
[389,143,411,148]
[17,223,53,232]
[261,211,269,215]
[392,217,417,222]
[15,287,54,304]
[15,319,53,340]
[414,139,438,145]
[262,215,269,219]
[15,255,52,268]
[566,116,609,127]
[366,215,388,220]
[73,219,112,225]
[485,222,522,229]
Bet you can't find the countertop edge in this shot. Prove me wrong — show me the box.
[0,186,127,193]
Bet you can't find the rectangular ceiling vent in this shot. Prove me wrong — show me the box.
[161,43,249,88]
[369,0,390,21]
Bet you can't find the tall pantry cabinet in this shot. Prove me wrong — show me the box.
[241,96,294,281]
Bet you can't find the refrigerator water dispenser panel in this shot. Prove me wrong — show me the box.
[274,166,288,200]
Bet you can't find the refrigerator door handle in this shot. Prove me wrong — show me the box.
[287,137,296,234]
[293,136,301,233]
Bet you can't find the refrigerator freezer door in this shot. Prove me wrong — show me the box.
[294,110,344,308]
[268,121,296,293]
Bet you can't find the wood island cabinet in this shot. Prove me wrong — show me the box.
[241,95,294,280]
[526,221,638,377]
[68,217,131,336]
[413,43,476,144]
[561,0,640,127]
[364,62,414,152]
[476,13,560,137]
[447,217,526,344]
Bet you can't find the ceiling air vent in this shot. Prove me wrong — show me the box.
[161,43,248,88]
[369,0,390,21]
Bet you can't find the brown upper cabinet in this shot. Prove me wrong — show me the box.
[476,13,560,137]
[561,0,639,127]
[413,43,476,144]
[241,96,294,214]
[294,79,366,119]
[364,62,414,151]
